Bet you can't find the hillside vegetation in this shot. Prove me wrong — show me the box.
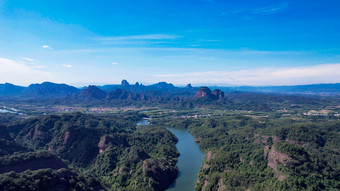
[0,112,179,191]
[151,115,340,191]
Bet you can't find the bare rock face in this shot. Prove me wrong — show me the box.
[266,146,306,181]
[267,147,291,170]
[212,89,224,99]
[63,130,77,146]
[195,87,224,100]
[98,135,128,153]
[28,125,51,147]
[195,86,212,98]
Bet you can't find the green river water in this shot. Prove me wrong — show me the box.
[137,119,205,191]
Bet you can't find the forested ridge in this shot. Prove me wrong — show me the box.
[0,112,179,191]
[151,115,340,191]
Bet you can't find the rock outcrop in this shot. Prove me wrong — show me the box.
[185,83,193,89]
[267,146,291,170]
[212,89,224,99]
[195,87,213,98]
[121,79,130,87]
[194,87,224,100]
[98,134,128,153]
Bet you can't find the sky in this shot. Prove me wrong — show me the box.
[0,0,339,86]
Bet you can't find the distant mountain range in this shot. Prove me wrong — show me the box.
[1,80,340,101]
[228,84,340,95]
[0,82,80,99]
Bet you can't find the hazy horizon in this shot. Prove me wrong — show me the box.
[2,79,340,88]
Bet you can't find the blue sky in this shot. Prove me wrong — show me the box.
[0,0,339,86]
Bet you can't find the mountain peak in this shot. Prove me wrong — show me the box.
[194,86,224,100]
[78,85,107,99]
[121,79,130,87]
[186,83,193,89]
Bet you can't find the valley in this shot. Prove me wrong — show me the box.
[0,81,340,190]
[3,1,340,190]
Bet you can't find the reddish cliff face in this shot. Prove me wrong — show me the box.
[194,87,213,98]
[194,87,224,100]
[212,89,225,99]
[98,134,128,153]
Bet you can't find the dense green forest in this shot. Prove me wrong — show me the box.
[0,112,179,191]
[151,115,340,191]
[1,100,340,191]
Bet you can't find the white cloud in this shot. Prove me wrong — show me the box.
[154,64,340,86]
[0,58,52,85]
[42,45,53,49]
[22,57,34,62]
[112,62,118,65]
[252,3,288,15]
[63,64,72,68]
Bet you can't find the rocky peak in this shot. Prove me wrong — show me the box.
[185,83,193,89]
[212,89,224,99]
[194,86,224,100]
[194,86,212,98]
[121,79,130,87]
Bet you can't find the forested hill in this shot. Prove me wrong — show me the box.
[151,115,340,191]
[0,112,179,191]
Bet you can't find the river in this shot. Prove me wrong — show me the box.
[136,119,205,191]
[167,127,205,191]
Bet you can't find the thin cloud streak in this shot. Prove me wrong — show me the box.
[154,64,340,86]
[22,57,34,62]
[252,3,288,15]
[221,3,288,18]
